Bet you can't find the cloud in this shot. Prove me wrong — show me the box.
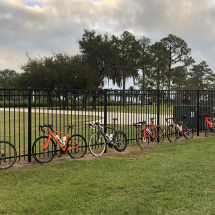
[0,0,215,76]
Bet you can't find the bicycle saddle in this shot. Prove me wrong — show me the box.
[182,115,187,120]
[139,121,146,125]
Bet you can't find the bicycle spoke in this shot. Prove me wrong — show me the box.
[0,141,17,170]
[89,133,106,156]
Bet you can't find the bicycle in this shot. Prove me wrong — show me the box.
[0,141,17,170]
[200,112,215,137]
[32,124,87,163]
[88,118,127,156]
[133,117,164,150]
[166,115,194,142]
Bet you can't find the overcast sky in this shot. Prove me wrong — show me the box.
[1,0,215,89]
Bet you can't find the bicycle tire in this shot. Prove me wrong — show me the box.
[167,125,177,142]
[89,133,106,156]
[67,134,87,159]
[183,122,194,139]
[205,124,215,137]
[113,130,127,152]
[205,128,212,137]
[0,141,17,170]
[153,126,164,144]
[32,136,56,163]
[137,129,150,150]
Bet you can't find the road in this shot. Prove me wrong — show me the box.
[0,108,171,126]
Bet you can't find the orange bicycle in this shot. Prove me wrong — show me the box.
[32,124,87,163]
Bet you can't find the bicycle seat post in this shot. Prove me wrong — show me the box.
[112,118,118,130]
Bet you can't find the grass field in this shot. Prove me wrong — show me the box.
[1,135,215,214]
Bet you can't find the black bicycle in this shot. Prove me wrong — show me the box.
[88,118,127,156]
[0,141,17,170]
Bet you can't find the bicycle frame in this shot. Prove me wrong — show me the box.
[141,124,155,140]
[43,129,79,151]
[172,120,184,135]
[97,126,118,143]
[204,116,213,130]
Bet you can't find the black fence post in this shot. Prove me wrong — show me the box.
[28,87,32,162]
[157,89,160,126]
[197,90,200,136]
[104,89,108,153]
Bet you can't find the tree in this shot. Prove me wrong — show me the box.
[19,53,100,109]
[160,34,194,105]
[149,42,167,90]
[0,69,19,88]
[78,29,117,89]
[160,34,194,89]
[171,66,188,90]
[135,36,153,90]
[187,61,215,90]
[112,31,139,106]
[19,54,58,89]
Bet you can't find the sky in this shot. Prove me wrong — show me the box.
[1,0,215,89]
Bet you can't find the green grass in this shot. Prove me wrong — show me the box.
[1,136,215,214]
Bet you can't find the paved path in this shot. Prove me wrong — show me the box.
[0,108,172,126]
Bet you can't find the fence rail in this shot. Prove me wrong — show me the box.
[0,88,215,162]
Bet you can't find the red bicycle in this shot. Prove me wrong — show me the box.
[133,117,164,150]
[201,112,215,137]
[166,115,194,142]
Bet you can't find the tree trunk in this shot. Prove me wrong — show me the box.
[123,77,126,107]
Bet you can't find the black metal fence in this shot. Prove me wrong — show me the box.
[0,88,215,162]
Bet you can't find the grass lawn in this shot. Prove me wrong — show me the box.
[1,135,215,214]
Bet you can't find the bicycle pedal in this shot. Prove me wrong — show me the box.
[108,143,113,148]
[58,153,62,158]
[110,141,117,146]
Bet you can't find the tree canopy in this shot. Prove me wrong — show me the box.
[2,30,214,91]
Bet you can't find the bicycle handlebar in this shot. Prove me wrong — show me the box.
[133,121,146,128]
[89,122,103,129]
[39,124,53,133]
[199,112,213,119]
[165,118,174,123]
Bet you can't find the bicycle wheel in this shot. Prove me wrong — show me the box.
[113,130,127,152]
[32,136,56,163]
[67,134,87,159]
[137,129,150,150]
[89,133,106,156]
[153,126,164,144]
[0,141,17,170]
[183,122,194,139]
[167,125,177,142]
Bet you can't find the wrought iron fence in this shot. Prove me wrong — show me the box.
[0,88,215,162]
